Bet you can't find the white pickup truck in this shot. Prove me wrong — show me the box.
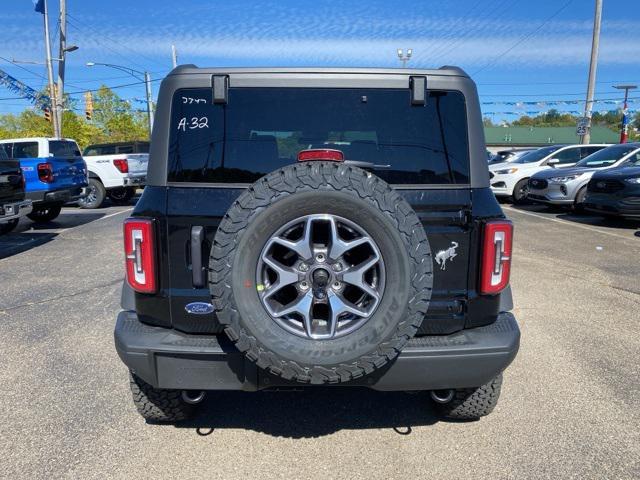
[79,141,149,208]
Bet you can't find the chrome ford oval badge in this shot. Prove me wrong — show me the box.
[185,302,214,315]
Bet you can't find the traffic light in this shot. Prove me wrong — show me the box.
[84,91,93,121]
[43,107,51,122]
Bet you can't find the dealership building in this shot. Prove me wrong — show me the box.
[484,126,620,153]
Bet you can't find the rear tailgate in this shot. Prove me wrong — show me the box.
[51,155,87,186]
[43,140,87,190]
[125,154,149,176]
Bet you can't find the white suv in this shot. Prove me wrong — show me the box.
[489,144,608,204]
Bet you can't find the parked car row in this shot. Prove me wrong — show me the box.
[0,138,149,234]
[489,142,640,220]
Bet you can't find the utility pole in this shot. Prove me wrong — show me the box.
[613,84,637,143]
[580,0,603,144]
[144,72,154,136]
[56,0,67,134]
[171,45,178,68]
[40,0,60,137]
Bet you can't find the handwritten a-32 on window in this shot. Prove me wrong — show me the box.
[177,116,209,131]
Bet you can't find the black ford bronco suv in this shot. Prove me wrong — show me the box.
[115,66,520,422]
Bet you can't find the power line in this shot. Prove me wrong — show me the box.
[473,0,574,75]
[64,78,162,95]
[430,0,522,64]
[422,0,489,61]
[478,79,640,86]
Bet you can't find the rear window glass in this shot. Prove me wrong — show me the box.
[83,145,114,156]
[49,140,81,158]
[168,87,470,184]
[134,142,149,153]
[12,142,39,158]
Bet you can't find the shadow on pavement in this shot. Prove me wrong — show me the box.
[0,232,58,259]
[174,388,443,438]
[0,212,108,259]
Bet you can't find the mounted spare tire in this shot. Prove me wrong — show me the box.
[209,162,433,384]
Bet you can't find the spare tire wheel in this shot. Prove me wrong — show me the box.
[209,162,433,384]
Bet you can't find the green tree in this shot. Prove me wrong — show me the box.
[91,85,148,142]
[0,85,148,148]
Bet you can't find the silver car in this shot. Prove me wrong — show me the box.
[527,143,640,209]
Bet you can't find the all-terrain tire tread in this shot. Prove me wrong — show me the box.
[128,372,194,422]
[209,162,433,384]
[436,374,503,420]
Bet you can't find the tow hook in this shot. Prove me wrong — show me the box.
[181,390,206,404]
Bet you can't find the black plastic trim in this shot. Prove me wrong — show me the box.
[114,310,519,391]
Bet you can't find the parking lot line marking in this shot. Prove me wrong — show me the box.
[99,208,134,221]
[502,206,634,241]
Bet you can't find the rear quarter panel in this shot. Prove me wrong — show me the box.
[20,156,87,193]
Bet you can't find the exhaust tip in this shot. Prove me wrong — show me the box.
[181,390,206,404]
[430,389,455,404]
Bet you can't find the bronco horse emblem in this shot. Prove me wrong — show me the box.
[435,241,459,271]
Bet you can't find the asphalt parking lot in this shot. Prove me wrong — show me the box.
[1,202,638,479]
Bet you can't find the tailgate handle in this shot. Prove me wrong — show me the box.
[190,226,206,287]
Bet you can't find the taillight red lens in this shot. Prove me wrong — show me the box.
[37,162,54,183]
[480,220,513,295]
[123,218,157,293]
[297,149,344,162]
[113,158,129,173]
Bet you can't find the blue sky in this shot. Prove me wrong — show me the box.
[1,0,639,123]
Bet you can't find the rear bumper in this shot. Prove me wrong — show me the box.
[0,199,32,222]
[28,186,89,205]
[123,175,146,187]
[114,310,520,391]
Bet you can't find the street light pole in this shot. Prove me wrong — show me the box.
[613,84,637,143]
[580,0,603,145]
[56,0,66,133]
[397,48,413,68]
[41,0,60,137]
[86,62,154,138]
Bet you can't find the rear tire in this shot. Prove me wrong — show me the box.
[108,186,135,205]
[0,219,19,235]
[128,371,195,423]
[78,178,106,209]
[433,374,503,420]
[512,179,530,205]
[27,205,62,223]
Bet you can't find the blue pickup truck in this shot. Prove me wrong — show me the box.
[0,138,88,223]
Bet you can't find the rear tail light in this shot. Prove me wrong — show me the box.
[297,149,344,162]
[480,220,513,295]
[37,162,54,183]
[113,158,129,173]
[124,218,157,293]
[19,171,25,189]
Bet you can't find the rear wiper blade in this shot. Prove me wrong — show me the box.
[344,160,391,170]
